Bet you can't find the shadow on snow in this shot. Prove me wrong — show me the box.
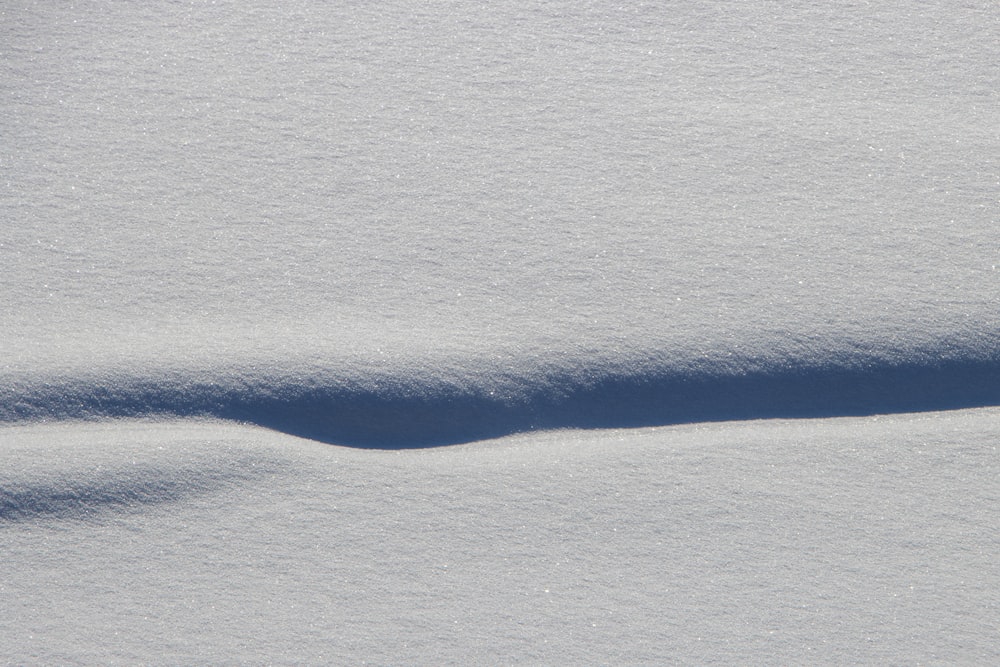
[8,355,997,448]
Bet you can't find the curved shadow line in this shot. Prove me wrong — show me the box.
[0,457,287,523]
[5,355,999,448]
[241,356,1000,447]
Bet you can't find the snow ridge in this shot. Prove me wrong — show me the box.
[0,454,282,522]
[3,337,999,447]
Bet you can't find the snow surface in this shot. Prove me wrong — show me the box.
[2,415,999,664]
[2,0,998,663]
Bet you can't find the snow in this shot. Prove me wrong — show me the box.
[3,414,999,663]
[2,0,998,662]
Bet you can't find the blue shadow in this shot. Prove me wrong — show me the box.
[217,356,1000,447]
[6,355,999,448]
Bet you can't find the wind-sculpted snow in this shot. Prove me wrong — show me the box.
[0,456,278,522]
[4,335,999,448]
[0,429,288,523]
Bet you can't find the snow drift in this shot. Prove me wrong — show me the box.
[3,0,999,662]
[4,0,996,449]
[5,332,998,447]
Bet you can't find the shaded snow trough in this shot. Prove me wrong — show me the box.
[3,348,999,448]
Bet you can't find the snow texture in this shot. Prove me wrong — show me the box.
[2,415,999,664]
[1,0,998,663]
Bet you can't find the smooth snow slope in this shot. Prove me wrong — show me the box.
[2,0,999,444]
[2,413,999,664]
